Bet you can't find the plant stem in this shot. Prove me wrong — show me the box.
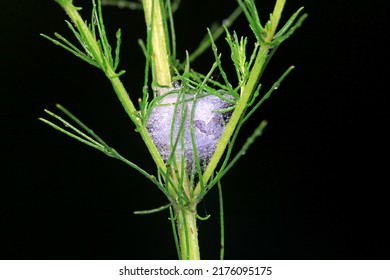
[194,47,268,196]
[194,0,287,196]
[57,0,167,175]
[218,181,225,260]
[142,0,172,87]
[142,0,200,259]
[175,204,200,260]
[107,70,167,174]
[268,0,286,41]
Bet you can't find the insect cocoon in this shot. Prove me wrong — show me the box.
[146,89,233,171]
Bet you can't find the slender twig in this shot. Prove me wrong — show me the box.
[134,203,171,214]
[218,181,225,260]
[169,206,181,259]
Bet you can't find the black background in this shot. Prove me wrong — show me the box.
[1,0,389,259]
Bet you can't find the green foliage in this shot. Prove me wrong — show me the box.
[41,0,306,259]
[42,0,125,77]
[39,105,168,196]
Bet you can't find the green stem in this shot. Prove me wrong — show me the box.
[268,0,286,41]
[142,0,200,260]
[57,0,167,175]
[194,0,287,196]
[142,0,172,87]
[175,204,200,260]
[194,42,269,196]
[218,181,225,260]
[108,71,167,173]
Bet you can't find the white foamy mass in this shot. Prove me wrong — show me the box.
[146,90,233,171]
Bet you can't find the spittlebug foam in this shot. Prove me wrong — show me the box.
[146,88,233,171]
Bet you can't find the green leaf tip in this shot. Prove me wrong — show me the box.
[197,214,211,221]
[133,203,171,215]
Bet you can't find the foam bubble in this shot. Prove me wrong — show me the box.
[146,90,233,171]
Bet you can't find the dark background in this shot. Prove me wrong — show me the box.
[1,0,388,259]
